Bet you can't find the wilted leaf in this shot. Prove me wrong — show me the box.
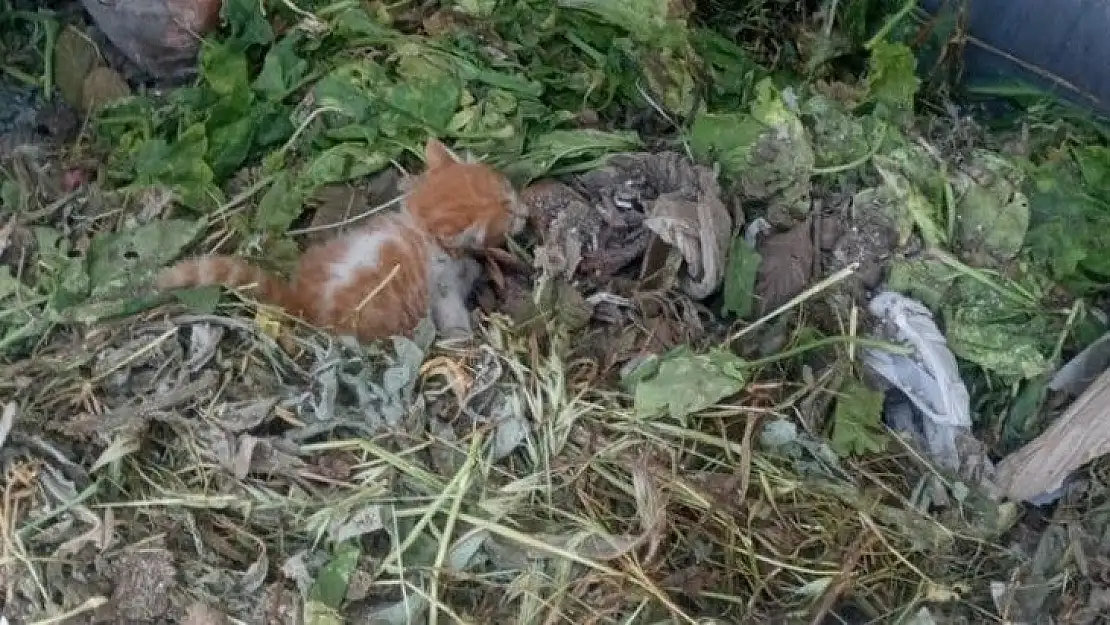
[632,345,746,421]
[201,41,251,98]
[87,218,207,297]
[54,26,99,111]
[754,221,814,315]
[131,124,218,210]
[308,541,361,608]
[305,144,393,186]
[851,185,914,247]
[505,129,642,184]
[81,67,132,114]
[253,34,309,100]
[221,0,274,49]
[722,234,761,318]
[865,40,920,122]
[328,506,385,545]
[944,279,1053,380]
[449,530,489,571]
[885,257,955,311]
[951,150,1030,263]
[830,378,887,457]
[359,596,428,625]
[873,158,945,248]
[691,78,814,224]
[801,94,876,167]
[255,173,307,233]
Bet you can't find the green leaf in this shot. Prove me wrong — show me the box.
[305,143,393,186]
[1024,148,1110,289]
[86,218,207,298]
[206,104,256,180]
[253,34,309,101]
[690,28,766,109]
[872,159,945,248]
[943,279,1053,380]
[951,150,1030,263]
[689,110,770,178]
[308,541,361,609]
[690,78,814,220]
[200,41,251,98]
[170,286,223,313]
[255,173,308,233]
[132,123,217,210]
[252,99,296,149]
[558,0,671,41]
[33,227,91,311]
[1,177,19,211]
[722,235,761,318]
[503,128,642,184]
[865,40,920,121]
[631,345,746,421]
[314,66,379,124]
[221,0,274,48]
[1074,144,1110,194]
[383,78,462,130]
[830,379,887,457]
[885,257,955,311]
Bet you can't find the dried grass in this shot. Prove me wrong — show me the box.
[0,295,1022,623]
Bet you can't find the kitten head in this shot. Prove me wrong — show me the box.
[404,137,527,251]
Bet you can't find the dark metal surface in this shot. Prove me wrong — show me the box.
[920,0,1110,116]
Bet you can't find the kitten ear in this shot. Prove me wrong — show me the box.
[424,137,460,169]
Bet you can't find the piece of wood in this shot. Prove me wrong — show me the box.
[996,367,1110,502]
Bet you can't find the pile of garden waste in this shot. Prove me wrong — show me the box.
[2,0,1110,623]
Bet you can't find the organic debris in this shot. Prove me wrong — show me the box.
[526,150,732,299]
[997,367,1110,503]
[4,0,1110,623]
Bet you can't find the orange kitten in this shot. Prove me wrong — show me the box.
[155,138,525,343]
[405,138,527,250]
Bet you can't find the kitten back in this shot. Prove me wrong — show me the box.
[155,256,296,311]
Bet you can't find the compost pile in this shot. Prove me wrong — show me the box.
[3,0,1110,623]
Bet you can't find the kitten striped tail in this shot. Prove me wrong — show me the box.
[156,256,296,310]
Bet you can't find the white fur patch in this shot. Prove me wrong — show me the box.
[319,224,398,318]
[329,227,394,283]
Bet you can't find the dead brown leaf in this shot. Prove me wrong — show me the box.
[54,26,101,112]
[755,220,815,315]
[82,66,133,114]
